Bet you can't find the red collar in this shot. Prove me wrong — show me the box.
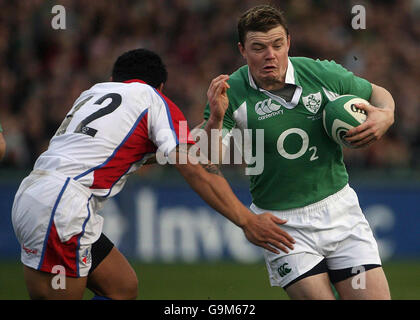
[123,79,147,84]
[122,79,163,94]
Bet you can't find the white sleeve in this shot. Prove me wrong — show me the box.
[148,92,179,157]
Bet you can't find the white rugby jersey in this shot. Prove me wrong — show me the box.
[34,79,194,197]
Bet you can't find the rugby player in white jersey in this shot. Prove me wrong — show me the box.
[11,48,293,300]
[200,5,395,299]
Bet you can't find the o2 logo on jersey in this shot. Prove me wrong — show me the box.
[277,128,319,161]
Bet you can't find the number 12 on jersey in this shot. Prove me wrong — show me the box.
[55,93,122,137]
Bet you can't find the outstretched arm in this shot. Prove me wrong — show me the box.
[172,145,295,254]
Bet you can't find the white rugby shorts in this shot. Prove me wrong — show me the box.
[250,184,381,288]
[11,170,104,277]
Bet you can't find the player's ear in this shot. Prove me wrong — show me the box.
[238,42,246,58]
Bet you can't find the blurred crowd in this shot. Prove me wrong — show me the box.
[0,0,419,170]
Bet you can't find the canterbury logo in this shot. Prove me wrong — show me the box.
[277,263,291,277]
[255,99,283,120]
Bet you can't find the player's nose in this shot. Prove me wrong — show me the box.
[265,46,276,59]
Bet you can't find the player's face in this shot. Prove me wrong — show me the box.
[239,25,290,91]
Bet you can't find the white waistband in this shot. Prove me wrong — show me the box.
[250,184,351,216]
[30,169,93,198]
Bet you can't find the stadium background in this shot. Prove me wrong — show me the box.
[0,0,419,299]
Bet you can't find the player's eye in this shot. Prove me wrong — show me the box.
[252,45,265,51]
[272,42,283,49]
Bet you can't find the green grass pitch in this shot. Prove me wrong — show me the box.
[0,260,419,300]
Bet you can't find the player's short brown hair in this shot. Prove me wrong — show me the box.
[237,5,289,45]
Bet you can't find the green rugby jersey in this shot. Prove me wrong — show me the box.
[203,57,372,210]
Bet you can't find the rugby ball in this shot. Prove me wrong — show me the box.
[323,95,368,148]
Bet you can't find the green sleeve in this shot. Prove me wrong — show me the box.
[321,60,372,101]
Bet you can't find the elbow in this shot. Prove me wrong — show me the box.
[371,83,395,109]
[176,162,209,184]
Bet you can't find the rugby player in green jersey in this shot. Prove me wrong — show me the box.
[199,5,394,300]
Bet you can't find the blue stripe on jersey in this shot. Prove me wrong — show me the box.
[152,88,179,145]
[73,108,149,182]
[38,177,71,270]
[102,162,133,198]
[76,194,93,277]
